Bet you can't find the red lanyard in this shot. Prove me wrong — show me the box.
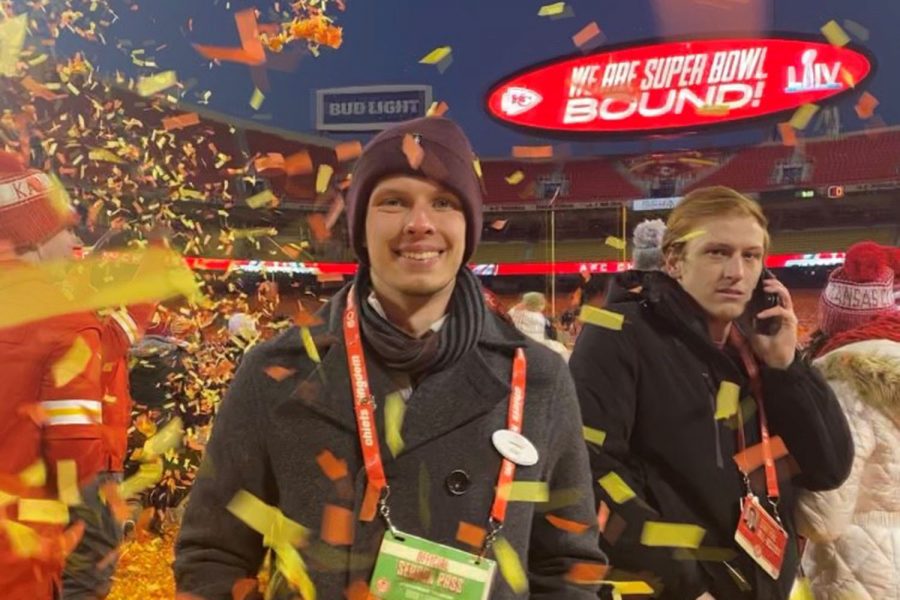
[728,327,780,501]
[343,287,527,539]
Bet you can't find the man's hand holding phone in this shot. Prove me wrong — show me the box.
[748,275,798,370]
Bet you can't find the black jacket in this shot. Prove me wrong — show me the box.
[175,285,607,599]
[569,272,853,599]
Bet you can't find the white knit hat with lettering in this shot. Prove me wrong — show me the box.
[0,151,74,251]
[818,241,897,336]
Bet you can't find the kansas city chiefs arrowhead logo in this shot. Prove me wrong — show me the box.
[500,87,542,116]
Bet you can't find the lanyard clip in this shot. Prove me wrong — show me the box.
[477,517,503,562]
[378,485,400,538]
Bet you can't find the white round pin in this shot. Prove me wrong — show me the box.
[492,429,539,466]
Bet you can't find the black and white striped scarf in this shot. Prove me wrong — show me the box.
[353,266,485,376]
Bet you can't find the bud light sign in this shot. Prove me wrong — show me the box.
[316,85,433,132]
[486,38,873,134]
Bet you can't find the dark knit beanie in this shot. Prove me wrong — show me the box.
[345,116,484,266]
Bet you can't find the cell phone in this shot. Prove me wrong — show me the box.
[745,268,782,336]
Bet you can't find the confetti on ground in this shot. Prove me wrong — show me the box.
[57,460,82,506]
[249,87,266,110]
[572,22,603,50]
[598,472,636,504]
[320,504,354,545]
[579,306,625,331]
[246,189,278,209]
[402,134,425,169]
[335,141,363,162]
[506,481,549,502]
[316,450,349,481]
[714,381,740,420]
[733,435,789,474]
[512,145,554,159]
[641,521,706,549]
[136,71,178,97]
[546,514,591,534]
[456,521,486,549]
[821,20,850,47]
[315,164,334,193]
[17,498,70,524]
[142,417,184,458]
[52,336,94,388]
[162,112,201,131]
[419,46,452,65]
[384,392,406,457]
[505,171,525,185]
[583,426,606,447]
[842,19,870,41]
[789,104,819,131]
[494,537,528,594]
[778,122,797,147]
[605,236,626,250]
[855,92,879,119]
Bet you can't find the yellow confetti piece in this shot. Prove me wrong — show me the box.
[419,46,452,65]
[19,460,47,487]
[136,71,178,97]
[17,498,69,524]
[384,392,406,458]
[315,164,334,194]
[583,426,606,447]
[696,104,730,117]
[473,158,483,179]
[603,580,655,595]
[715,381,740,420]
[840,68,856,88]
[641,521,706,549]
[578,306,624,331]
[246,189,277,209]
[494,537,528,594]
[598,472,636,504]
[0,520,41,558]
[605,236,626,250]
[118,460,164,500]
[821,20,850,47]
[789,104,819,131]
[275,542,317,600]
[249,87,265,110]
[88,148,125,164]
[52,336,93,388]
[300,327,321,364]
[789,576,815,600]
[57,460,82,506]
[506,481,549,502]
[143,416,184,458]
[227,489,309,548]
[0,15,28,77]
[505,171,525,185]
[0,490,17,509]
[675,229,707,244]
[538,2,567,16]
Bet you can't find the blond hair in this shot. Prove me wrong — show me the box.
[662,186,769,258]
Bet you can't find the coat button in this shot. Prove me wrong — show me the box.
[445,470,471,496]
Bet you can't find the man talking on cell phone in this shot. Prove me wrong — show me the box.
[570,186,853,600]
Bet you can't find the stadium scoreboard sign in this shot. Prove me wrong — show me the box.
[316,85,432,131]
[486,38,872,134]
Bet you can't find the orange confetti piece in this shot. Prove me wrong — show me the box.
[135,507,155,542]
[316,450,348,481]
[855,92,879,119]
[193,9,265,65]
[572,22,602,49]
[402,134,425,169]
[162,112,200,131]
[778,122,797,147]
[232,578,259,600]
[546,514,591,534]
[426,101,450,117]
[344,580,375,600]
[565,562,609,585]
[597,500,610,532]
[490,219,509,231]
[733,435,789,474]
[254,153,285,176]
[321,504,354,545]
[284,150,314,176]
[512,145,554,159]
[456,521,487,549]
[307,213,331,242]
[335,141,363,162]
[264,365,296,382]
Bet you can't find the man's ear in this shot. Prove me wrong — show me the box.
[664,249,681,279]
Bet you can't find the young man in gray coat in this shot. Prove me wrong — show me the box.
[175,116,606,599]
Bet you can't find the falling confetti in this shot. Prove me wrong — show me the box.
[320,504,354,545]
[546,514,590,534]
[505,171,525,185]
[506,481,549,502]
[265,365,297,382]
[316,450,349,481]
[640,521,706,549]
[714,381,740,420]
[512,145,554,159]
[249,87,266,110]
[538,2,567,17]
[456,521,487,549]
[733,435,789,474]
[855,92,879,119]
[300,326,321,363]
[583,426,606,447]
[384,391,406,458]
[402,134,425,169]
[572,22,603,50]
[598,472,636,504]
[493,537,528,594]
[335,141,363,162]
[17,498,70,524]
[578,306,625,331]
[820,20,851,47]
[315,164,334,193]
[57,460,82,506]
[136,71,178,97]
[419,46,452,65]
[789,104,819,131]
[426,101,450,117]
[52,336,94,388]
[245,189,278,209]
[0,15,27,77]
[605,236,626,250]
[778,122,797,147]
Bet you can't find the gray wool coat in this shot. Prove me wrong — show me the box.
[175,286,606,599]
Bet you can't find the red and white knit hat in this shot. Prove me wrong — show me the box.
[0,151,73,251]
[819,241,897,336]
